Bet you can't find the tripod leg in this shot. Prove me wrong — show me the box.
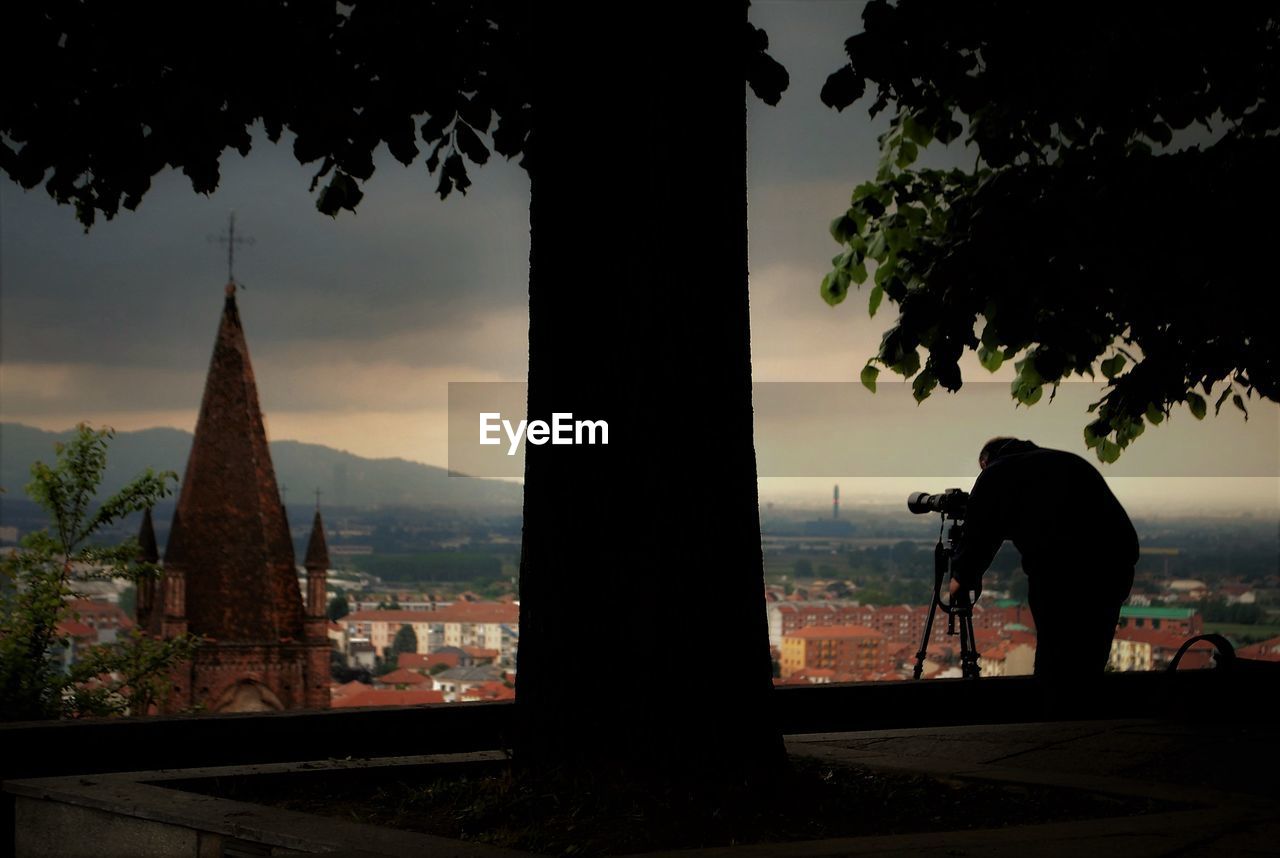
[914,594,940,680]
[960,611,981,679]
[915,537,950,680]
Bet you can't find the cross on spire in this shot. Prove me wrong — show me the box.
[314,488,322,510]
[209,211,255,285]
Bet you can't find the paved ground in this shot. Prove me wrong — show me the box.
[637,719,1277,857]
[10,717,1275,856]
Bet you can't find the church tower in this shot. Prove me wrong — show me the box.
[138,283,330,712]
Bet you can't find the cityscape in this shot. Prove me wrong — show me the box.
[2,3,1279,853]
[1,283,1275,714]
[5,432,1276,714]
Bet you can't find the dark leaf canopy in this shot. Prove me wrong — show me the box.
[821,0,1279,461]
[746,15,790,107]
[1,1,533,225]
[3,3,787,227]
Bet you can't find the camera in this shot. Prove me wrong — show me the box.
[907,487,980,680]
[907,488,969,518]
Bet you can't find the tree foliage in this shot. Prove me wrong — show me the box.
[327,593,350,622]
[0,425,199,720]
[392,623,419,656]
[820,2,1278,462]
[2,2,786,227]
[2,2,532,224]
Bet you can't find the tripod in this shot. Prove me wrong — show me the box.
[912,514,981,680]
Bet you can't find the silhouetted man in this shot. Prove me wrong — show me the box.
[949,437,1138,680]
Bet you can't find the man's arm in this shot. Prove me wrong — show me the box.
[948,469,1006,595]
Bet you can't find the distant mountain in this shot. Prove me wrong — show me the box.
[0,423,522,511]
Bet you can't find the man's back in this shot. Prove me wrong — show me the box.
[956,443,1138,595]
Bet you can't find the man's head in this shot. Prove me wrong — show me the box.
[978,436,1032,470]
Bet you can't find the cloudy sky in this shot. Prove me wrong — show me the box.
[2,2,1276,514]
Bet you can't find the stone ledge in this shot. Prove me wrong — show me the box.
[8,753,521,858]
[3,669,1256,784]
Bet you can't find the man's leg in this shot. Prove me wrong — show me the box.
[1028,579,1120,716]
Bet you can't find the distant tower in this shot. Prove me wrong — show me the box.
[303,505,331,708]
[138,284,330,713]
[833,484,840,520]
[134,507,160,627]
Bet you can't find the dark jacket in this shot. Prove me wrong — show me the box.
[950,442,1138,599]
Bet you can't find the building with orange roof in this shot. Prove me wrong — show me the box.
[345,602,518,665]
[767,600,1035,652]
[431,665,504,702]
[395,652,433,671]
[977,640,1036,677]
[375,668,430,688]
[329,680,369,702]
[66,599,134,644]
[459,681,516,702]
[1111,627,1212,672]
[1237,636,1280,661]
[462,646,500,663]
[780,625,887,678]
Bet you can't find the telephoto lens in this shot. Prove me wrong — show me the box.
[907,488,969,517]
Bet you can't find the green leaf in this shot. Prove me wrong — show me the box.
[1012,356,1041,386]
[829,214,857,244]
[820,271,847,307]
[868,284,884,317]
[977,345,1004,373]
[911,370,937,402]
[1011,355,1043,404]
[1100,354,1126,379]
[1186,392,1207,420]
[860,364,880,392]
[848,260,868,285]
[895,140,919,169]
[1096,439,1121,464]
[891,348,921,378]
[873,258,898,289]
[866,230,888,260]
[902,113,933,147]
[1115,417,1145,445]
[1144,403,1165,425]
[1083,420,1107,449]
[851,182,880,203]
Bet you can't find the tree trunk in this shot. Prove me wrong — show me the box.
[516,6,783,779]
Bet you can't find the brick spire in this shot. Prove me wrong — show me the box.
[303,507,329,623]
[163,286,304,641]
[304,509,330,571]
[137,507,159,564]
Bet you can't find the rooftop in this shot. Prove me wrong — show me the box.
[785,625,883,640]
[1120,605,1198,619]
